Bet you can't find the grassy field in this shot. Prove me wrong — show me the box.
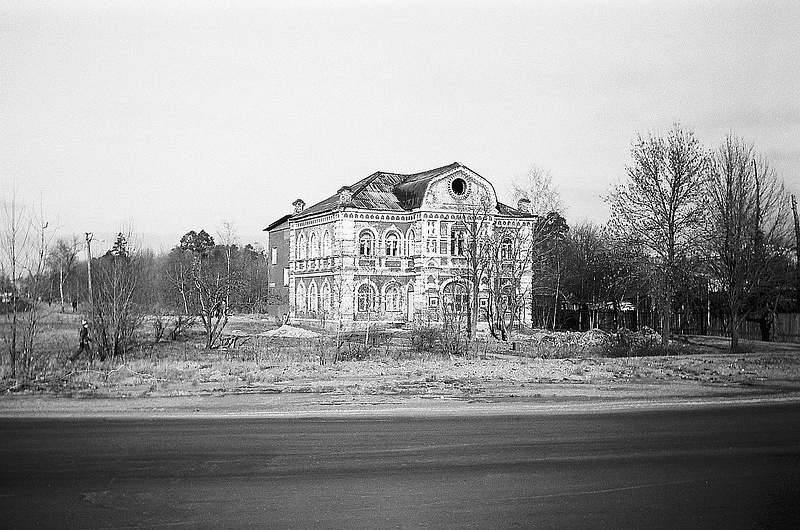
[2,310,800,399]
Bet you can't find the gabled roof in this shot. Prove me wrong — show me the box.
[263,162,535,229]
[496,201,535,218]
[263,214,291,232]
[294,162,463,220]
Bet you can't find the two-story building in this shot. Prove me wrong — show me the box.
[265,162,535,329]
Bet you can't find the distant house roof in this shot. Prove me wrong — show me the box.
[263,214,291,232]
[264,162,534,229]
[496,201,533,218]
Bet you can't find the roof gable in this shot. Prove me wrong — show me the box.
[293,162,464,219]
[284,162,534,222]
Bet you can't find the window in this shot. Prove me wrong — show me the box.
[385,232,400,257]
[451,177,466,196]
[500,238,513,261]
[308,282,318,312]
[426,221,437,237]
[309,233,318,259]
[405,229,415,256]
[443,282,468,315]
[450,230,465,256]
[321,282,331,313]
[357,283,376,312]
[322,231,331,257]
[295,282,306,313]
[271,247,277,265]
[384,284,401,311]
[283,268,289,287]
[297,234,307,260]
[358,230,374,256]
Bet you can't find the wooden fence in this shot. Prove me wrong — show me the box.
[706,313,800,344]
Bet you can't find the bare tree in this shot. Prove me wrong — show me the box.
[485,223,534,340]
[607,124,711,347]
[49,236,81,313]
[511,164,564,216]
[171,230,239,349]
[91,232,143,360]
[452,197,495,339]
[528,212,569,329]
[164,248,194,315]
[217,220,239,308]
[706,136,790,348]
[0,190,55,379]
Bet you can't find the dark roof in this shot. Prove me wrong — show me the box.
[270,162,536,225]
[496,201,536,218]
[263,214,291,232]
[294,162,463,220]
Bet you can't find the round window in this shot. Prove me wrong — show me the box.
[451,177,466,196]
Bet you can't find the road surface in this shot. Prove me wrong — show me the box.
[2,403,799,528]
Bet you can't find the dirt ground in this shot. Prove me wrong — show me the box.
[2,313,800,415]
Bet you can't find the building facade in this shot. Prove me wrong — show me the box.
[265,162,536,330]
[264,213,291,317]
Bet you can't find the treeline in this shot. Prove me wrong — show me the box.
[508,126,800,349]
[17,231,272,316]
[2,124,800,376]
[0,220,272,376]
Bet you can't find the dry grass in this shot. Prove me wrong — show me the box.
[2,311,800,397]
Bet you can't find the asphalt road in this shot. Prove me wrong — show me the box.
[2,403,800,529]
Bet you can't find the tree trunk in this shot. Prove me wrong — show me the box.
[759,314,771,342]
[730,309,740,350]
[552,266,560,330]
[661,300,671,348]
[59,266,65,313]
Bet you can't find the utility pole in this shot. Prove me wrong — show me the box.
[85,232,94,308]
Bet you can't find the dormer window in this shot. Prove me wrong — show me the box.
[338,186,352,206]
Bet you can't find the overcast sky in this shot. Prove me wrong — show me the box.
[2,0,798,252]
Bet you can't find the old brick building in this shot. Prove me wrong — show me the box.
[265,162,535,329]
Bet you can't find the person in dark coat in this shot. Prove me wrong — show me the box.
[68,320,92,362]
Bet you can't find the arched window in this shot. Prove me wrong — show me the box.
[321,282,331,313]
[322,231,331,257]
[443,281,469,315]
[297,234,307,260]
[295,282,306,313]
[309,232,318,259]
[450,230,465,256]
[385,232,400,257]
[500,238,513,261]
[405,229,416,256]
[500,284,515,311]
[308,281,318,312]
[384,284,402,312]
[358,230,374,256]
[357,283,376,313]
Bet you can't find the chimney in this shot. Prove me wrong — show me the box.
[517,197,531,213]
[292,199,305,214]
[337,186,352,206]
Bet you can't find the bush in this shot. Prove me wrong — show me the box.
[604,327,664,357]
[411,321,441,353]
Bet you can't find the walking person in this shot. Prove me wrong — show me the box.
[68,320,92,362]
